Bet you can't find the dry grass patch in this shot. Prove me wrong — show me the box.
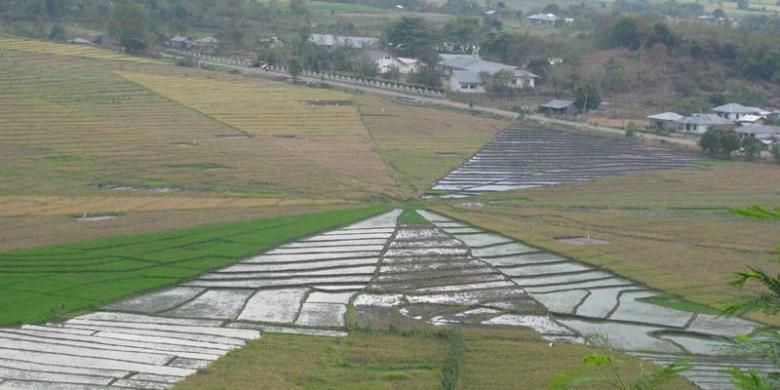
[358,95,509,196]
[174,332,447,390]
[461,327,695,389]
[433,163,780,325]
[0,42,394,198]
[173,328,694,390]
[0,35,158,63]
[0,203,350,252]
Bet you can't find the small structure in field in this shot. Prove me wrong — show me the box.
[711,103,764,121]
[647,112,684,130]
[674,113,736,134]
[539,99,575,115]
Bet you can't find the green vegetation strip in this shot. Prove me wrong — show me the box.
[398,208,429,225]
[0,205,387,326]
[442,326,465,390]
[730,205,780,221]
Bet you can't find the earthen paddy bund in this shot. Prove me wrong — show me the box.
[0,210,773,389]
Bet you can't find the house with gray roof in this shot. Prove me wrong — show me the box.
[647,112,684,130]
[674,114,736,134]
[539,99,574,115]
[440,54,539,93]
[168,35,193,49]
[711,103,763,121]
[735,124,780,147]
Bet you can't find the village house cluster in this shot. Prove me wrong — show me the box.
[647,103,780,148]
[307,33,540,93]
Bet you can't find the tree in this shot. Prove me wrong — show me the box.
[742,137,764,161]
[289,0,308,15]
[625,122,637,138]
[699,129,721,155]
[721,131,741,156]
[287,57,303,81]
[771,143,780,163]
[542,3,561,14]
[550,354,692,390]
[409,68,443,88]
[646,23,675,49]
[574,80,601,112]
[480,70,515,97]
[721,250,780,389]
[713,8,726,19]
[737,0,750,10]
[109,2,149,54]
[602,56,627,92]
[48,24,66,41]
[608,17,641,50]
[384,17,440,64]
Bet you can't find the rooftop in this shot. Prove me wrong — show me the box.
[735,124,780,139]
[647,112,684,121]
[440,54,538,78]
[675,114,735,126]
[451,70,482,84]
[540,99,574,109]
[711,103,763,114]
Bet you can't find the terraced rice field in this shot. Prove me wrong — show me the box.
[432,127,703,197]
[1,209,773,389]
[0,36,393,198]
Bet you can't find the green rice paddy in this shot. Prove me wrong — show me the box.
[0,205,387,326]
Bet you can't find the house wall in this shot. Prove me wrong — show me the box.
[448,77,484,93]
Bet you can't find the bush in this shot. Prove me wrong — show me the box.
[625,122,637,138]
[771,143,780,163]
[175,56,197,68]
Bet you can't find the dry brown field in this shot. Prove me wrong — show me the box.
[358,95,509,196]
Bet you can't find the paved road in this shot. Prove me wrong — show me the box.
[180,55,699,149]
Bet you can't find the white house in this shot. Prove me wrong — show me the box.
[309,34,379,49]
[674,114,736,134]
[449,70,484,93]
[527,13,558,25]
[440,54,539,93]
[711,103,763,121]
[364,50,419,74]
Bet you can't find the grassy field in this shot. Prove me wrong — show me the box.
[0,205,386,326]
[175,328,695,390]
[358,95,509,196]
[432,161,780,325]
[0,200,352,252]
[0,36,395,199]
